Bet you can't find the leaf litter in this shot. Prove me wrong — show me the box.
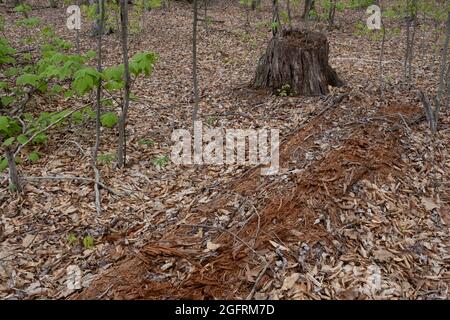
[0,1,449,300]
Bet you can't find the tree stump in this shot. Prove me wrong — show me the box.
[253,29,343,96]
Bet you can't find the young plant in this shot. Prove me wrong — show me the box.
[153,155,169,168]
[138,138,155,146]
[0,10,156,193]
[83,235,94,249]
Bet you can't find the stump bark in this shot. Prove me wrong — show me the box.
[253,29,343,96]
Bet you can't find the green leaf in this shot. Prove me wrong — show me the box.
[17,134,28,145]
[0,81,8,89]
[97,153,115,165]
[28,151,40,162]
[129,51,157,76]
[72,68,101,95]
[32,133,47,144]
[84,106,96,119]
[51,85,63,94]
[103,65,124,82]
[3,137,15,146]
[0,157,7,172]
[64,90,74,99]
[13,3,32,14]
[50,110,70,124]
[83,236,94,249]
[101,98,113,106]
[16,73,40,87]
[0,116,21,136]
[0,55,15,64]
[37,82,48,93]
[147,0,162,9]
[71,111,83,124]
[1,96,14,106]
[153,155,169,168]
[4,67,19,77]
[23,113,34,122]
[67,233,78,246]
[17,17,40,28]
[86,50,96,59]
[104,80,124,90]
[138,139,155,146]
[40,65,61,78]
[73,74,93,95]
[100,112,118,128]
[0,116,8,131]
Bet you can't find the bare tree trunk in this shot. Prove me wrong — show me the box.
[203,0,208,30]
[420,91,437,133]
[286,0,292,29]
[434,9,450,129]
[379,0,386,96]
[75,0,81,55]
[5,147,21,192]
[93,0,105,213]
[192,0,200,124]
[244,4,250,30]
[327,0,337,30]
[93,0,104,165]
[404,0,417,86]
[408,13,417,82]
[272,0,280,37]
[445,63,450,110]
[117,0,131,168]
[141,0,146,29]
[302,0,315,21]
[75,29,81,55]
[432,19,440,64]
[251,0,260,11]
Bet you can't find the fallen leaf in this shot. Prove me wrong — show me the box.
[206,241,221,251]
[421,197,439,211]
[268,240,289,251]
[281,273,300,291]
[22,234,35,247]
[373,249,395,262]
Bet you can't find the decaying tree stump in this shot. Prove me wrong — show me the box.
[253,29,343,96]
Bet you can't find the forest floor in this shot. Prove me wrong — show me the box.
[0,1,449,299]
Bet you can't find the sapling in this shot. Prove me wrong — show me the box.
[0,10,157,195]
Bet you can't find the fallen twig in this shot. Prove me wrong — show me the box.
[22,175,126,196]
[246,260,271,300]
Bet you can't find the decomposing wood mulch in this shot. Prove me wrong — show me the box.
[1,1,449,300]
[74,93,449,299]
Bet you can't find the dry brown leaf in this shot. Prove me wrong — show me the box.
[22,234,35,247]
[373,249,395,262]
[205,241,221,252]
[281,273,300,291]
[421,197,439,211]
[268,240,289,251]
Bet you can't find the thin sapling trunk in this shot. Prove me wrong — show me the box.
[117,0,131,168]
